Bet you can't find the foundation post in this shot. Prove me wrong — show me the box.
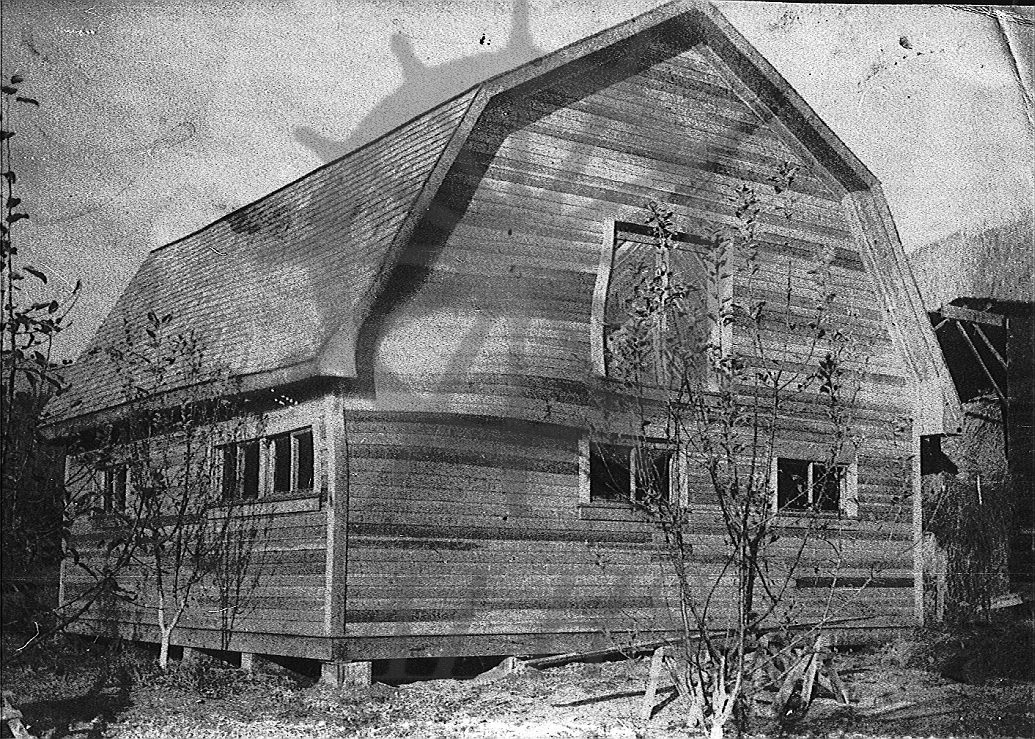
[182,647,203,664]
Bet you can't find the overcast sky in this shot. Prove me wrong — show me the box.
[2,1,1032,360]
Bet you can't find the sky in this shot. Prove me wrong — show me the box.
[2,1,1032,361]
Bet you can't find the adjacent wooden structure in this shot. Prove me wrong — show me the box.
[44,0,960,677]
[926,299,1034,595]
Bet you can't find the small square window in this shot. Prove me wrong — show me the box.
[775,457,846,512]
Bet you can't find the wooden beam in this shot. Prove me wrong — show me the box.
[939,304,1005,328]
[971,323,1007,370]
[954,321,1007,403]
[641,646,668,722]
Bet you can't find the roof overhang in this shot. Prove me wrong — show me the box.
[39,360,348,441]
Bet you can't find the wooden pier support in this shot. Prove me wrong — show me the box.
[321,660,371,687]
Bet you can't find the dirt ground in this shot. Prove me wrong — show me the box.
[1,631,1033,739]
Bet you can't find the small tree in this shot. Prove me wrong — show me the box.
[600,167,904,737]
[78,312,269,668]
[1,74,81,638]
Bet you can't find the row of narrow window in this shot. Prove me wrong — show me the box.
[94,427,314,513]
[221,428,314,501]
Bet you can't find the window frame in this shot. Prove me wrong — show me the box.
[220,426,315,503]
[584,438,680,507]
[221,439,261,501]
[100,464,130,514]
[771,456,858,516]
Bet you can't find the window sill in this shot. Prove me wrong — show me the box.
[578,500,652,523]
[265,489,319,503]
[216,491,322,515]
[773,509,856,523]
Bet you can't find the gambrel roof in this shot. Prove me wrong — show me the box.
[45,89,479,426]
[44,0,961,437]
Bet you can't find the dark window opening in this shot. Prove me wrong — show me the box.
[777,458,810,509]
[296,430,314,491]
[590,444,632,502]
[240,441,260,500]
[272,434,292,493]
[271,428,314,494]
[223,440,260,500]
[812,463,842,512]
[221,446,237,500]
[634,447,672,503]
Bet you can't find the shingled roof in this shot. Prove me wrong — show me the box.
[45,0,961,437]
[909,213,1034,311]
[45,89,479,427]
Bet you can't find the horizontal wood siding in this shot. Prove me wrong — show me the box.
[61,398,331,647]
[374,42,913,426]
[344,415,665,643]
[343,413,914,655]
[347,41,918,657]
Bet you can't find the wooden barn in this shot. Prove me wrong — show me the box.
[44,0,961,682]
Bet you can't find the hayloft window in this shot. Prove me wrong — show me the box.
[270,428,314,494]
[221,440,259,501]
[597,221,721,385]
[102,465,129,513]
[775,458,846,513]
[590,443,673,504]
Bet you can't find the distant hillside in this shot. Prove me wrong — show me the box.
[908,212,1034,310]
